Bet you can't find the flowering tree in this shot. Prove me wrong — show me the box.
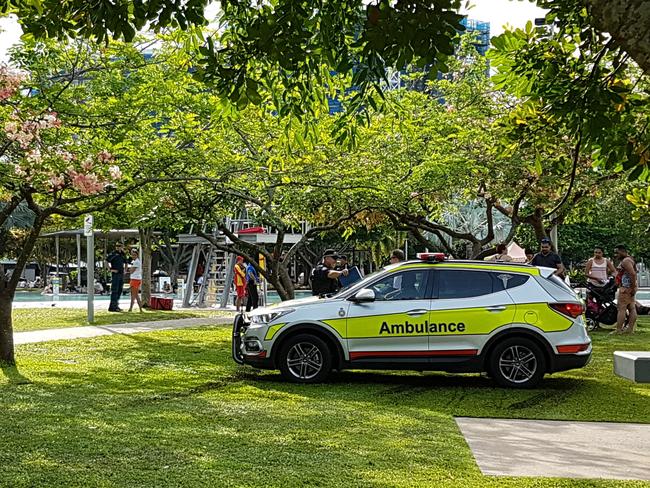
[0,64,135,362]
[0,33,214,363]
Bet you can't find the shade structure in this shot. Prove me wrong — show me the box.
[507,242,527,263]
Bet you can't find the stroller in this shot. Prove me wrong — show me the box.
[584,278,619,331]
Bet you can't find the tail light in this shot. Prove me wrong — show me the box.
[549,302,584,318]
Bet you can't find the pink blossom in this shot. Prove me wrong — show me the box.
[26,149,41,163]
[40,112,61,128]
[81,157,94,172]
[108,165,122,180]
[68,170,105,195]
[97,150,114,163]
[55,149,74,162]
[48,175,65,190]
[0,65,25,101]
[4,121,18,134]
[14,164,26,177]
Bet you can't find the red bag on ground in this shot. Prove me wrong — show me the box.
[149,296,173,310]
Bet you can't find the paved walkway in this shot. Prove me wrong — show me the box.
[456,417,650,481]
[14,316,233,345]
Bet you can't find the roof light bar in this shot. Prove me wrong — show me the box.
[417,252,446,262]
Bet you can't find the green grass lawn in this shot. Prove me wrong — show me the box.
[12,308,234,332]
[1,319,649,487]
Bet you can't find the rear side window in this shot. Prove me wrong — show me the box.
[493,273,530,291]
[437,270,494,299]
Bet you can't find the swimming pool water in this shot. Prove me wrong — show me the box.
[13,290,312,304]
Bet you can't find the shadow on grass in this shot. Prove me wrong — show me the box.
[0,361,31,385]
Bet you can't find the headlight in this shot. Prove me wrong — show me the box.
[250,309,294,325]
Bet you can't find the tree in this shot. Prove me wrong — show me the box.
[1,0,467,137]
[0,36,213,364]
[489,12,649,218]
[0,72,128,363]
[540,0,650,74]
[4,1,650,130]
[332,34,625,258]
[151,103,376,301]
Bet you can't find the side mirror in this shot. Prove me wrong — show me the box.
[351,288,375,303]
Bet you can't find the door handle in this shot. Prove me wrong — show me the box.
[406,309,428,317]
[486,305,507,312]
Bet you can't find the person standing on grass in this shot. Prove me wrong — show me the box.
[310,249,349,296]
[127,248,143,313]
[530,238,565,277]
[107,242,127,312]
[585,247,616,286]
[614,245,638,335]
[234,256,247,312]
[245,259,260,312]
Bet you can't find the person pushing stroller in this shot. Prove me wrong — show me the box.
[585,247,616,286]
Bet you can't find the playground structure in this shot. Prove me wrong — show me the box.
[178,218,307,309]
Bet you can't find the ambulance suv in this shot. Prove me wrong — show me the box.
[232,255,591,388]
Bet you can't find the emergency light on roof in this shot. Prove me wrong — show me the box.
[417,252,446,262]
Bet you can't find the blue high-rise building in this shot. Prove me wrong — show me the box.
[460,18,491,56]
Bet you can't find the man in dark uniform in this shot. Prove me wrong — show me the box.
[311,249,349,296]
[530,238,566,277]
[107,242,127,312]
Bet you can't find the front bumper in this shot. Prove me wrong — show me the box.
[232,314,274,369]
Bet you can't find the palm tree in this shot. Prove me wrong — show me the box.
[425,200,513,256]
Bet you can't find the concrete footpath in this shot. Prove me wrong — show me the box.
[456,417,650,481]
[14,316,233,345]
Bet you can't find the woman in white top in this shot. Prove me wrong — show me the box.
[585,247,616,286]
[128,248,143,312]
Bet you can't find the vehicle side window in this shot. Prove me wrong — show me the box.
[437,270,493,299]
[369,270,430,301]
[493,273,530,291]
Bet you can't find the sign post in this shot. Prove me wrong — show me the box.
[84,215,94,324]
[259,253,267,307]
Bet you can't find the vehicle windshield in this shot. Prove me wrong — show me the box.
[332,268,386,298]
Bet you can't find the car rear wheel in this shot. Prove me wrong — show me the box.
[489,337,546,389]
[278,334,332,383]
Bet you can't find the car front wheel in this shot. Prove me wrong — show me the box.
[489,337,546,389]
[278,334,332,383]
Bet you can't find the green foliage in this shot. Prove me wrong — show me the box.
[488,8,650,210]
[2,0,469,143]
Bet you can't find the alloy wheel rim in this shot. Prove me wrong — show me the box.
[287,342,323,380]
[498,345,537,384]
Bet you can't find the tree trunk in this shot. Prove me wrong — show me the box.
[523,209,548,242]
[139,228,153,308]
[0,291,14,364]
[470,241,483,259]
[0,213,44,365]
[278,264,295,300]
[587,0,650,74]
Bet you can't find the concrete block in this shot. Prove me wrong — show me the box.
[614,351,650,383]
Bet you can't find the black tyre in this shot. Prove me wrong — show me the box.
[278,334,332,383]
[586,318,600,332]
[489,337,546,389]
